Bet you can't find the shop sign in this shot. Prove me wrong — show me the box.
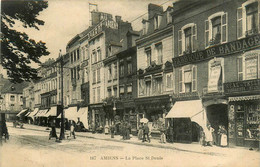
[224,79,260,93]
[172,34,260,68]
[208,65,222,92]
[245,53,258,80]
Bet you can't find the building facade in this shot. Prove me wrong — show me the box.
[170,0,260,147]
[136,4,174,136]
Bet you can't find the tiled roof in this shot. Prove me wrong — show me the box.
[1,80,29,94]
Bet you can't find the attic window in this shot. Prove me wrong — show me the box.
[11,86,15,91]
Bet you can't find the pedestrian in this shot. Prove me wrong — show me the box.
[160,125,166,143]
[49,119,58,141]
[220,126,227,147]
[104,124,109,135]
[217,125,222,146]
[126,123,131,140]
[110,124,115,138]
[167,125,174,143]
[142,123,150,143]
[199,127,206,146]
[68,120,76,139]
[138,123,144,140]
[205,125,213,146]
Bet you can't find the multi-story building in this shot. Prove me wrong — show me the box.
[169,0,260,147]
[135,4,174,136]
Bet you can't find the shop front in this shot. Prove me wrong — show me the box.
[89,103,105,133]
[166,100,207,143]
[135,95,172,137]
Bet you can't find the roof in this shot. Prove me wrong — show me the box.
[1,80,29,94]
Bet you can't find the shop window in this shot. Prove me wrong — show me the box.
[236,51,260,81]
[245,103,260,140]
[179,65,197,93]
[237,1,259,38]
[145,47,152,67]
[155,43,163,65]
[178,23,197,56]
[205,12,227,47]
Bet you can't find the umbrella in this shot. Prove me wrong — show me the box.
[140,118,149,123]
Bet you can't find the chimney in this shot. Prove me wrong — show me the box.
[115,15,122,22]
[148,3,163,19]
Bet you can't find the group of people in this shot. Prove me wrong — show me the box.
[201,124,227,147]
[137,123,151,143]
[49,119,76,141]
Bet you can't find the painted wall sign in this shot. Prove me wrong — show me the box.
[208,65,222,92]
[172,34,260,68]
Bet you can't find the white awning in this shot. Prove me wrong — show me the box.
[64,107,78,122]
[36,109,49,117]
[77,107,89,129]
[28,108,39,118]
[166,100,207,129]
[229,95,260,102]
[45,106,57,117]
[16,109,28,117]
[25,112,31,117]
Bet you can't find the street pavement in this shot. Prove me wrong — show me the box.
[0,123,259,167]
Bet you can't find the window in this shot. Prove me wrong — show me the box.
[107,87,112,98]
[70,53,73,63]
[153,76,162,95]
[238,1,259,38]
[108,65,112,80]
[10,95,15,101]
[120,64,124,77]
[93,88,96,103]
[178,23,197,55]
[145,48,151,67]
[145,80,152,96]
[113,86,117,97]
[77,66,80,80]
[71,68,74,80]
[127,85,132,93]
[127,62,132,75]
[97,68,100,83]
[20,96,23,102]
[77,49,80,60]
[237,51,260,81]
[155,43,163,64]
[97,48,102,61]
[74,50,77,62]
[166,73,173,90]
[97,87,100,102]
[92,50,96,63]
[93,70,96,84]
[167,10,172,24]
[205,12,227,47]
[179,65,197,93]
[113,63,117,79]
[119,85,124,96]
[154,16,159,30]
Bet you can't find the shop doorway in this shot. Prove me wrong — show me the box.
[206,104,228,133]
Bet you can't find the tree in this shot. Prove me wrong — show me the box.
[1,1,50,83]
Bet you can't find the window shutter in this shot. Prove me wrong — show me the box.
[259,2,260,33]
[237,57,243,81]
[179,69,183,92]
[192,24,197,52]
[237,7,243,38]
[205,20,209,47]
[178,30,182,55]
[192,66,197,92]
[221,13,227,43]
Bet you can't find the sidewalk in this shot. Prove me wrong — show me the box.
[7,122,259,156]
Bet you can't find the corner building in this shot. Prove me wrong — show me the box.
[170,0,260,147]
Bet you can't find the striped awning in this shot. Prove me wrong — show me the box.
[16,109,28,117]
[229,95,260,102]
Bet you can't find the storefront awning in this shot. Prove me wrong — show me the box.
[229,95,260,101]
[28,108,39,118]
[45,106,57,117]
[166,100,207,129]
[16,109,28,117]
[64,106,78,121]
[77,107,88,129]
[36,109,49,117]
[25,112,31,117]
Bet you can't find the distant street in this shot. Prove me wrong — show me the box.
[0,125,259,167]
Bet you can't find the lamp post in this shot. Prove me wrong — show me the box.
[59,51,65,140]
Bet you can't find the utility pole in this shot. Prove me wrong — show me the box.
[59,50,65,140]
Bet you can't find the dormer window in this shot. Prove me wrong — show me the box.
[167,10,172,24]
[154,16,159,30]
[237,1,259,38]
[142,19,149,35]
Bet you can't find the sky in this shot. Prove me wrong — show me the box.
[14,0,174,64]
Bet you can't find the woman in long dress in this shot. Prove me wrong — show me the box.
[220,126,227,147]
[138,123,143,140]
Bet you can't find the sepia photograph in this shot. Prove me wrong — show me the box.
[0,0,260,167]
